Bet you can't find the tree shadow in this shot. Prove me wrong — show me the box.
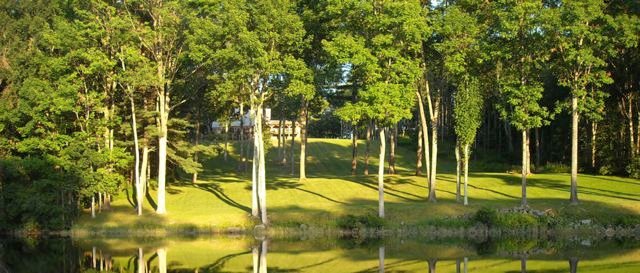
[191,183,250,213]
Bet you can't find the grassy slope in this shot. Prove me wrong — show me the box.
[75,138,640,230]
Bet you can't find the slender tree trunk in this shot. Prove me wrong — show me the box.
[526,129,531,175]
[224,120,229,162]
[591,122,597,169]
[455,142,461,203]
[416,125,423,175]
[277,118,283,161]
[627,96,636,158]
[140,144,149,213]
[535,127,541,170]
[416,90,431,188]
[253,240,268,273]
[299,100,308,181]
[389,125,397,174]
[570,95,579,204]
[281,120,288,165]
[521,257,527,273]
[239,103,246,172]
[378,128,386,218]
[157,248,167,273]
[98,192,102,213]
[258,107,268,224]
[463,257,468,273]
[192,120,200,183]
[251,107,259,218]
[426,87,439,202]
[365,121,372,176]
[463,144,470,206]
[352,124,358,175]
[378,246,385,273]
[569,257,578,273]
[91,195,95,218]
[522,130,528,207]
[290,121,295,175]
[251,94,268,224]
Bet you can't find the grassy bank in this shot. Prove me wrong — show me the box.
[72,138,640,235]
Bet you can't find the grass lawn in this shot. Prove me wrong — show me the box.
[74,138,640,231]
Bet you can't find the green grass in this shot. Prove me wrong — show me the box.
[74,138,640,232]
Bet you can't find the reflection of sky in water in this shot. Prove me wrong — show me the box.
[2,237,639,272]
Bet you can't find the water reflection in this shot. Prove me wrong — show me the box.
[0,236,638,272]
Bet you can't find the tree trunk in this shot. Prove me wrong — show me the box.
[281,120,288,165]
[521,257,527,273]
[416,90,431,190]
[463,144,470,206]
[456,259,461,273]
[251,107,259,218]
[389,125,397,174]
[290,121,295,175]
[522,130,528,207]
[378,128,386,218]
[416,124,423,175]
[591,122,597,169]
[378,246,385,273]
[129,96,142,216]
[91,195,95,218]
[570,95,579,204]
[157,248,167,273]
[463,257,468,273]
[569,257,578,273]
[627,96,635,158]
[455,142,461,203]
[299,100,308,181]
[139,144,149,214]
[98,192,102,213]
[254,96,268,224]
[239,103,246,172]
[277,118,283,161]
[224,120,229,162]
[526,129,531,175]
[426,86,439,202]
[253,240,268,273]
[192,120,200,184]
[535,127,541,170]
[352,124,358,175]
[365,121,372,176]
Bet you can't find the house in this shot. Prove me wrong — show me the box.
[210,108,300,139]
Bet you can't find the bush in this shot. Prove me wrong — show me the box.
[474,207,498,227]
[337,214,385,230]
[626,157,640,179]
[497,212,538,229]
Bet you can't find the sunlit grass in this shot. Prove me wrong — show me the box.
[76,138,640,231]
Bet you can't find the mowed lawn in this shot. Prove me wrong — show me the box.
[76,138,640,229]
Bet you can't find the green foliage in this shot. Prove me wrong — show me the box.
[337,214,385,230]
[538,162,571,174]
[626,157,640,179]
[453,77,483,145]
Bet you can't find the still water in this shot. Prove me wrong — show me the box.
[1,236,639,272]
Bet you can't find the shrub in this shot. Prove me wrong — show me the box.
[538,162,570,173]
[337,214,385,230]
[626,157,640,179]
[474,207,498,227]
[497,212,538,229]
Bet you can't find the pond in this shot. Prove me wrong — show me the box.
[1,236,639,272]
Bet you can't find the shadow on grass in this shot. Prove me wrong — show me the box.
[191,182,250,213]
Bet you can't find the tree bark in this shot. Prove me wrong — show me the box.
[352,124,358,175]
[281,120,288,165]
[91,195,95,218]
[239,103,246,172]
[522,130,528,207]
[156,61,169,215]
[627,95,636,158]
[137,248,145,273]
[463,257,468,273]
[299,100,308,181]
[253,240,268,273]
[463,144,470,206]
[192,120,200,184]
[521,256,527,273]
[416,90,431,190]
[591,122,597,169]
[526,129,531,175]
[570,95,579,204]
[426,85,439,202]
[131,97,142,216]
[365,121,372,176]
[252,108,259,218]
[277,118,283,161]
[389,125,397,174]
[535,127,541,170]
[140,144,149,213]
[416,124,423,175]
[455,142,461,203]
[378,128,386,218]
[290,120,296,175]
[224,120,229,162]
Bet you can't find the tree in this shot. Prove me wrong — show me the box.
[549,0,612,204]
[490,0,551,207]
